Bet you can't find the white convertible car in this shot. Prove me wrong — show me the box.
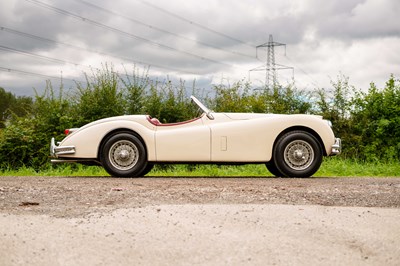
[50,96,341,177]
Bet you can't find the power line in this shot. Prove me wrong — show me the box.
[0,45,86,68]
[136,0,255,49]
[75,0,256,60]
[0,45,191,89]
[0,27,198,75]
[284,54,320,88]
[24,0,240,70]
[0,66,84,84]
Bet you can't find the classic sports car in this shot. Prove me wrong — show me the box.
[50,96,341,177]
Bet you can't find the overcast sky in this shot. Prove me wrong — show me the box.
[1,0,399,96]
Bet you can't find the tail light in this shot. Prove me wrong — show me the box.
[64,128,78,135]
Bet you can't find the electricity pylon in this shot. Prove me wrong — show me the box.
[249,34,293,89]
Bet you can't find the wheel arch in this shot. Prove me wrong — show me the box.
[97,128,148,161]
[273,126,327,156]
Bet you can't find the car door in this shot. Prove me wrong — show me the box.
[206,115,271,162]
[154,117,211,162]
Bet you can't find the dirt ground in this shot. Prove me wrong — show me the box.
[1,176,400,265]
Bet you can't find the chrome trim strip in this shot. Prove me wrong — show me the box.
[68,128,79,134]
[51,159,101,164]
[54,146,76,155]
[51,159,81,163]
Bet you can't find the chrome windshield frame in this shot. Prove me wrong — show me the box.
[190,95,214,120]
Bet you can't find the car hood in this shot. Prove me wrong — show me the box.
[222,113,324,121]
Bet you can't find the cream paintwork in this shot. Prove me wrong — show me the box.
[58,116,157,161]
[155,117,210,161]
[207,113,335,162]
[55,111,336,163]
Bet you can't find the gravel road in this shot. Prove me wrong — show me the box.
[0,176,399,265]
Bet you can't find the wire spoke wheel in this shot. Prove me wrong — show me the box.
[284,140,314,171]
[273,131,322,178]
[109,140,139,171]
[101,132,147,177]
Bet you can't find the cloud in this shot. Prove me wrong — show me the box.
[0,0,399,96]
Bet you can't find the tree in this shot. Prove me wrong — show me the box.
[0,87,16,128]
[0,87,33,128]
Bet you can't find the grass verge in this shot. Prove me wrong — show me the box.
[0,158,399,177]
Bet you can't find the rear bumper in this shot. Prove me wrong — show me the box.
[50,137,75,158]
[331,138,341,155]
[50,138,100,165]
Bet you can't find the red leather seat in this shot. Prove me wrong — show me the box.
[147,116,162,126]
[151,118,161,125]
[147,115,201,126]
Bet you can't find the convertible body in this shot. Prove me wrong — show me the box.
[50,96,341,177]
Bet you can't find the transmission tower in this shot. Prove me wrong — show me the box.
[249,34,293,89]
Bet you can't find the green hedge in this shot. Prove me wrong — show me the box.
[0,66,399,170]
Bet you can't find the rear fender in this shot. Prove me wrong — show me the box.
[58,120,156,160]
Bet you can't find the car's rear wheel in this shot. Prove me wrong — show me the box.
[101,133,147,177]
[265,161,283,177]
[273,131,322,178]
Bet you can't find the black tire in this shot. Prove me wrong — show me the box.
[273,131,322,178]
[101,133,147,177]
[265,161,283,177]
[138,163,154,176]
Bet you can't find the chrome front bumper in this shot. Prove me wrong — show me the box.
[50,137,76,158]
[331,138,341,155]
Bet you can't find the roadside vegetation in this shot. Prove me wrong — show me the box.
[1,158,399,177]
[0,64,399,177]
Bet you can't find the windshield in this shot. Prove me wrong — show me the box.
[191,96,214,120]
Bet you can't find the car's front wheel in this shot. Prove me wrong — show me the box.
[101,133,147,177]
[273,131,322,178]
[139,163,154,176]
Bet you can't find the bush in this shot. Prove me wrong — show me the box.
[122,66,150,115]
[0,66,399,170]
[73,65,125,126]
[210,81,312,114]
[0,82,73,169]
[350,75,400,161]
